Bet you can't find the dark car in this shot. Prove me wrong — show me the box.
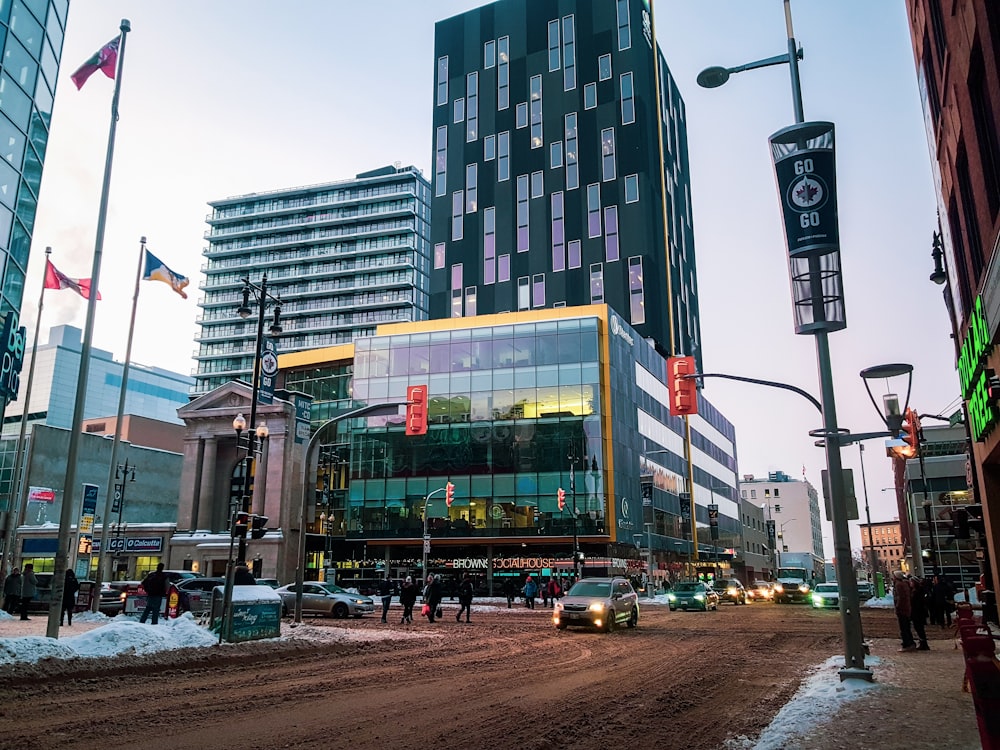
[174,577,226,615]
[712,578,748,605]
[667,581,720,611]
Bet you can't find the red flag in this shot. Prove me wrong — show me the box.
[44,259,101,300]
[70,37,120,90]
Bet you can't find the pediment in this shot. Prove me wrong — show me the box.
[178,380,254,418]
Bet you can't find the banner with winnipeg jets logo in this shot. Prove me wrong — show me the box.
[769,121,840,258]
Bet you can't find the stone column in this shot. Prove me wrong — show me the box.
[197,436,217,531]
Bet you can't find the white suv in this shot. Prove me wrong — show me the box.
[553,577,639,632]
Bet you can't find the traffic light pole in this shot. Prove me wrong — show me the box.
[421,487,447,583]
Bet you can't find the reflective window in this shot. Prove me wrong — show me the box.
[0,112,26,168]
[434,242,446,270]
[601,128,616,181]
[498,36,509,110]
[498,131,510,181]
[587,184,601,238]
[550,141,563,169]
[516,101,527,129]
[516,174,529,252]
[498,254,510,283]
[466,286,477,317]
[625,174,639,203]
[562,15,576,91]
[484,207,496,284]
[454,97,465,123]
[45,4,64,52]
[435,125,448,197]
[532,274,545,308]
[548,19,560,72]
[629,256,645,324]
[0,74,31,130]
[584,82,596,110]
[451,190,464,241]
[0,205,12,248]
[621,71,635,125]
[451,265,463,317]
[484,39,496,69]
[517,276,530,310]
[568,239,581,270]
[437,56,448,106]
[605,206,619,262]
[590,263,604,303]
[551,191,565,272]
[0,157,16,209]
[3,36,37,94]
[10,1,43,56]
[599,54,612,81]
[466,72,478,142]
[529,75,542,148]
[466,164,478,213]
[617,0,631,51]
[531,170,543,199]
[484,134,496,161]
[565,113,578,190]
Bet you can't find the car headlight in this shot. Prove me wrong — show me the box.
[353,599,367,605]
[773,584,784,593]
[694,594,705,601]
[799,584,810,593]
[727,587,737,595]
[588,602,607,612]
[554,602,564,612]
[812,594,822,606]
[667,593,676,601]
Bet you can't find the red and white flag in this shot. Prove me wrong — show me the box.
[44,259,101,300]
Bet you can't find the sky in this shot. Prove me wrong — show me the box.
[21,1,956,559]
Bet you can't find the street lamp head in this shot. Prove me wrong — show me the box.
[233,413,247,434]
[696,65,731,89]
[255,423,269,440]
[269,305,283,336]
[238,285,252,319]
[929,231,947,285]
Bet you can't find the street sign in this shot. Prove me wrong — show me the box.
[112,483,123,513]
[423,535,431,554]
[708,504,719,541]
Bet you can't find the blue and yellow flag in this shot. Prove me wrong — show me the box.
[142,249,189,299]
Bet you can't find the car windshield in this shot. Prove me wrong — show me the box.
[674,583,701,592]
[816,584,839,593]
[317,583,349,595]
[568,582,611,597]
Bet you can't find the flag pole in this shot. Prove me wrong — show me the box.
[0,248,52,583]
[48,18,131,639]
[91,236,144,610]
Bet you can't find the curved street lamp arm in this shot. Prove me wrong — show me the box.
[692,372,822,413]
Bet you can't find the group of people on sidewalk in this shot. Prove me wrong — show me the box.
[375,572,479,625]
[893,569,956,652]
[3,566,81,625]
[502,575,565,609]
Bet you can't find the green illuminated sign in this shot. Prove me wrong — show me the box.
[958,295,997,441]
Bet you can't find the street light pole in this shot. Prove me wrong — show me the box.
[858,444,878,581]
[568,441,584,581]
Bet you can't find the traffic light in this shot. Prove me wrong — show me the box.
[405,385,428,436]
[899,408,921,458]
[250,514,269,540]
[558,487,566,511]
[666,356,698,416]
[966,504,986,535]
[233,511,250,539]
[445,481,455,507]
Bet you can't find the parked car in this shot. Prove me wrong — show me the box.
[667,581,719,611]
[811,582,841,609]
[162,570,203,584]
[856,581,875,600]
[747,581,774,602]
[274,582,375,618]
[256,578,280,589]
[712,578,748,605]
[174,577,226,615]
[552,577,639,632]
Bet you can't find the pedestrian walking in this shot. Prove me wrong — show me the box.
[18,563,37,621]
[503,577,516,609]
[456,574,474,623]
[378,575,393,623]
[2,567,21,614]
[523,575,537,609]
[931,574,955,628]
[423,574,443,623]
[910,575,930,650]
[139,563,168,625]
[892,570,916,651]
[399,576,417,624]
[546,577,562,608]
[61,569,80,626]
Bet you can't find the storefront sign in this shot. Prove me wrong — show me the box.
[958,296,996,441]
[28,487,55,503]
[292,393,312,444]
[92,536,164,554]
[609,314,634,346]
[0,312,25,406]
[77,484,98,559]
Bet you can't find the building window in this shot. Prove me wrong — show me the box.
[605,205,619,261]
[551,191,565,272]
[484,134,496,161]
[531,170,544,198]
[518,276,530,310]
[617,0,631,51]
[466,164,478,213]
[621,71,635,125]
[548,19,561,72]
[467,72,479,142]
[530,74,543,148]
[565,113,579,190]
[498,36,510,110]
[628,255,645,324]
[434,242,445,270]
[532,274,545,307]
[451,264,463,317]
[601,128,616,181]
[774,489,780,497]
[485,39,496,69]
[584,82,597,110]
[454,97,465,123]
[568,239,581,269]
[587,183,602,238]
[562,15,576,91]
[516,101,528,129]
[452,190,464,241]
[498,131,510,181]
[516,174,529,252]
[550,141,563,169]
[465,286,477,317]
[589,263,604,303]
[437,55,448,106]
[625,174,639,203]
[435,125,448,198]
[484,207,496,284]
[599,54,612,81]
[498,254,510,283]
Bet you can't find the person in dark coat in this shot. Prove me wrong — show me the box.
[456,574,474,623]
[3,567,21,614]
[61,570,80,626]
[139,563,168,624]
[399,576,417,624]
[909,575,930,650]
[892,570,916,651]
[377,575,393,623]
[233,563,256,585]
[19,564,37,621]
[423,574,443,623]
[503,577,517,609]
[931,574,955,628]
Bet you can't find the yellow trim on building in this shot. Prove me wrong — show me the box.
[279,343,354,370]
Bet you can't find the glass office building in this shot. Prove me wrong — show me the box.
[279,305,738,589]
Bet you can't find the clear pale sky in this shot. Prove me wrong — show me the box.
[26,1,954,558]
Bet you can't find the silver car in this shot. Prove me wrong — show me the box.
[553,577,639,632]
[274,582,375,619]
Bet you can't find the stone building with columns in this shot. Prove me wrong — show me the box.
[169,381,308,582]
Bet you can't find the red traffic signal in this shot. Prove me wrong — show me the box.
[250,514,269,540]
[557,487,566,511]
[406,385,428,436]
[899,407,920,458]
[445,481,455,507]
[233,511,250,539]
[667,356,698,416]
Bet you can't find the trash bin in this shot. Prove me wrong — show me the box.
[211,585,282,643]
